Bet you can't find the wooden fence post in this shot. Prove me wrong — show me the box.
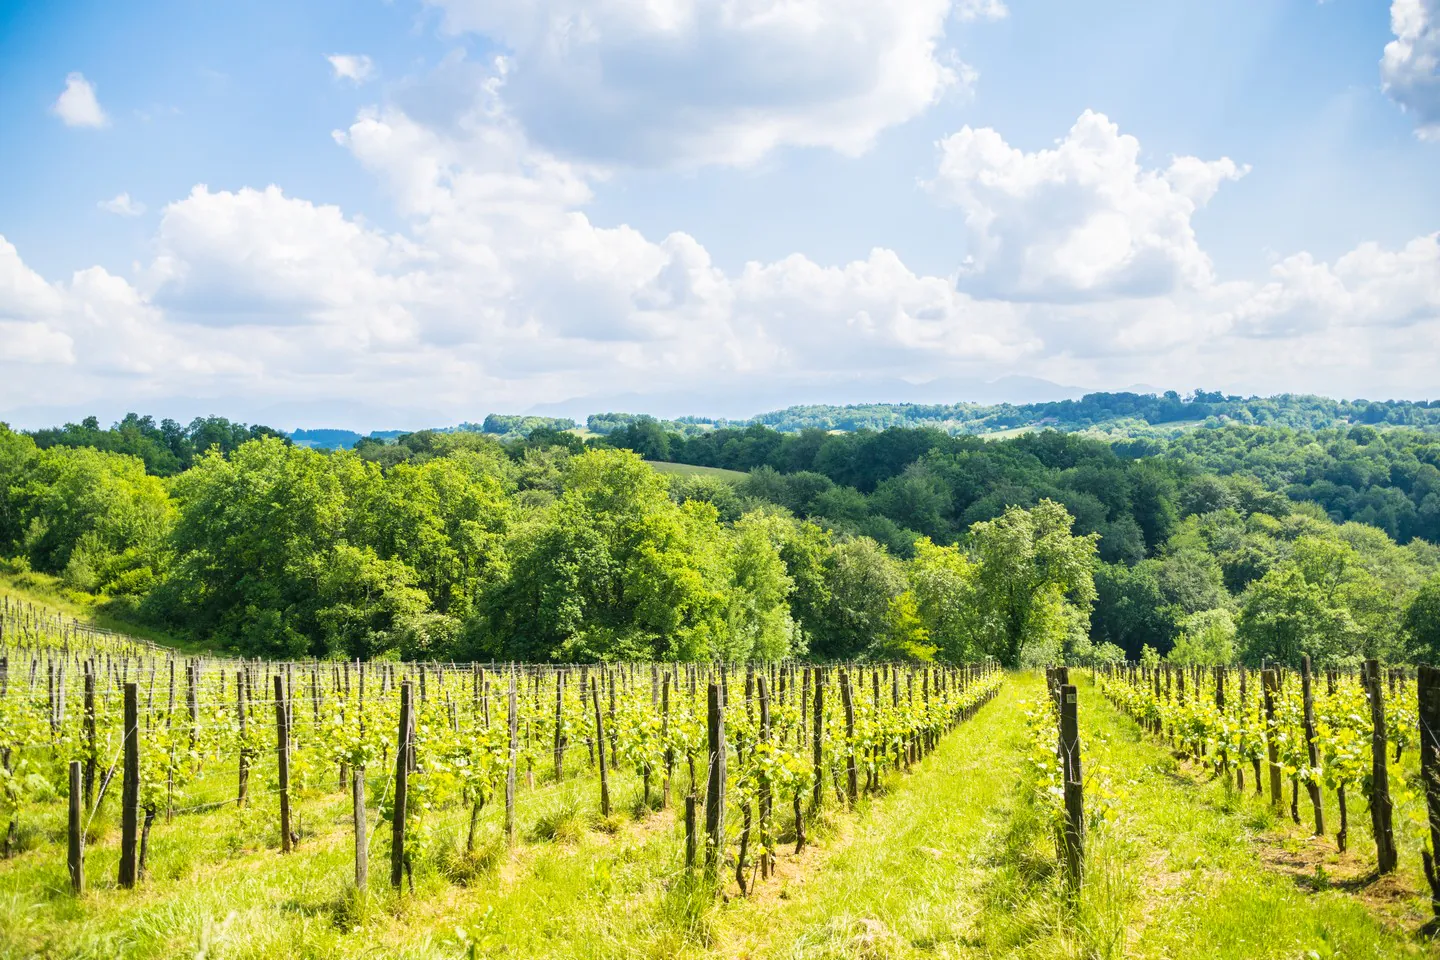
[592,677,611,817]
[704,681,726,880]
[811,667,824,813]
[554,670,566,782]
[391,681,413,889]
[1262,669,1283,811]
[1059,683,1084,892]
[118,682,138,888]
[237,671,249,807]
[82,670,96,811]
[684,793,697,871]
[1364,659,1397,874]
[1300,656,1325,837]
[662,673,673,810]
[274,675,292,853]
[353,767,368,892]
[68,761,83,894]
[1416,666,1439,914]
[757,675,773,878]
[840,670,857,805]
[506,675,518,850]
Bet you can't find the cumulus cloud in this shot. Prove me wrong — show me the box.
[423,0,977,166]
[930,110,1248,301]
[1382,0,1440,140]
[52,72,108,128]
[327,54,375,84]
[98,193,146,216]
[1229,233,1440,338]
[6,92,1440,419]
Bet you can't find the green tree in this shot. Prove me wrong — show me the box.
[1235,566,1360,666]
[1166,609,1236,666]
[906,537,981,663]
[969,499,1099,667]
[1402,575,1440,662]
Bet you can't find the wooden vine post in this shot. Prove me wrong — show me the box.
[1262,669,1283,811]
[82,669,96,811]
[704,681,726,880]
[1059,683,1084,892]
[274,674,292,853]
[1364,659,1397,874]
[391,681,413,889]
[810,667,824,813]
[684,794,697,871]
[67,760,83,894]
[554,670,566,781]
[236,671,249,807]
[1300,656,1325,837]
[592,676,611,817]
[505,674,518,850]
[661,672,672,809]
[757,675,773,879]
[840,669,858,805]
[1417,665,1440,914]
[118,681,139,889]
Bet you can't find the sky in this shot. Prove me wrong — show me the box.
[0,0,1438,431]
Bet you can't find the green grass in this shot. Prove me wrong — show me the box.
[644,462,748,482]
[0,569,209,654]
[977,425,1037,441]
[1,673,1433,958]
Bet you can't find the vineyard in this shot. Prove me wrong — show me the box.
[2,598,1440,958]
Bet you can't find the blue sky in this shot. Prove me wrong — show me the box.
[1,0,1438,430]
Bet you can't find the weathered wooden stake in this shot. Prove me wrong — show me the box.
[118,682,138,888]
[391,681,413,888]
[840,670,857,805]
[704,682,725,880]
[274,674,292,853]
[1300,656,1325,837]
[353,768,368,891]
[506,675,518,850]
[1059,683,1084,892]
[810,667,824,812]
[67,761,83,894]
[684,793,697,871]
[592,676,611,817]
[1262,669,1283,811]
[1365,659,1397,874]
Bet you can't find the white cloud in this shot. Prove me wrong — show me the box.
[147,184,426,347]
[1382,0,1440,140]
[52,72,109,128]
[1229,233,1440,337]
[98,193,146,216]
[6,98,1440,420]
[954,0,1008,22]
[930,110,1248,301]
[423,0,979,166]
[327,54,375,84]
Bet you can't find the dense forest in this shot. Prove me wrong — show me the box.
[5,405,1440,669]
[743,391,1440,434]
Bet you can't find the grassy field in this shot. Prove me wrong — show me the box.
[644,461,748,482]
[0,569,205,653]
[0,670,1432,958]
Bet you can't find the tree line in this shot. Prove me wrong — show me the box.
[7,411,1440,668]
[0,424,1098,666]
[593,419,1440,666]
